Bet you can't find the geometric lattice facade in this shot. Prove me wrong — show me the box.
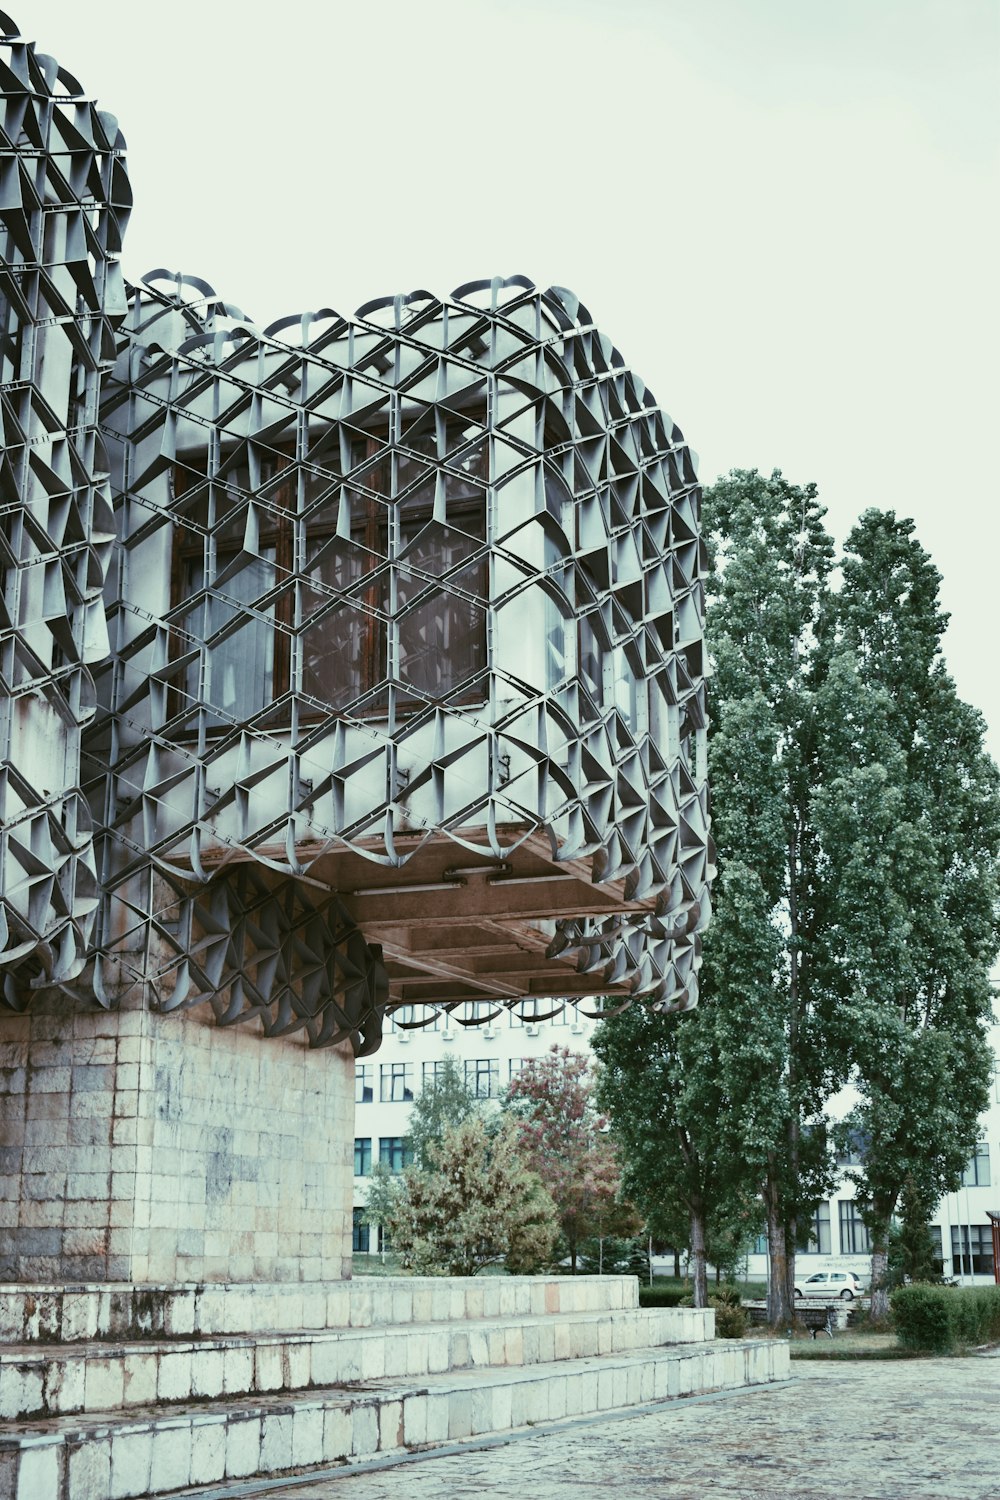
[0,16,130,1000]
[1,17,712,1058]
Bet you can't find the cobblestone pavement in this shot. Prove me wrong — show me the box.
[216,1357,1000,1500]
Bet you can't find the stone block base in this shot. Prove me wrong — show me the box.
[0,996,354,1283]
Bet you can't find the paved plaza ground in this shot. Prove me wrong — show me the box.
[205,1354,1000,1500]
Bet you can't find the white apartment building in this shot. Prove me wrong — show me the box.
[743,1022,1000,1289]
[352,1001,597,1253]
[355,1010,1000,1285]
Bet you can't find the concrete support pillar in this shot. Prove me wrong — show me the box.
[0,995,354,1283]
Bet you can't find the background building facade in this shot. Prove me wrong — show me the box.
[363,1016,1000,1285]
[352,999,598,1254]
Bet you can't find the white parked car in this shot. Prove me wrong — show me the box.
[794,1271,865,1300]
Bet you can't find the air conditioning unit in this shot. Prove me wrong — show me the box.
[442,1031,454,1042]
[570,1023,583,1035]
[525,1023,539,1036]
[484,1026,496,1040]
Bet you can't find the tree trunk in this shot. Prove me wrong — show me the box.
[673,1246,681,1278]
[689,1202,708,1308]
[867,1199,895,1323]
[869,1240,890,1322]
[765,1166,793,1326]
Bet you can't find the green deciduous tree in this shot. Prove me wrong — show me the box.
[702,469,846,1325]
[887,1177,948,1288]
[505,1045,630,1270]
[406,1053,477,1169]
[592,999,764,1308]
[816,511,1000,1319]
[363,1053,478,1238]
[376,1113,558,1276]
[600,479,998,1328]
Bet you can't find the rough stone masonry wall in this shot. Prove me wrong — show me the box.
[0,995,354,1284]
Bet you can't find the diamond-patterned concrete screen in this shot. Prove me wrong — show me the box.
[0,18,713,1057]
[87,273,713,1052]
[0,14,130,1001]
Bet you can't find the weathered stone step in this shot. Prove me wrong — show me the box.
[0,1339,789,1500]
[0,1275,637,1345]
[0,1306,711,1421]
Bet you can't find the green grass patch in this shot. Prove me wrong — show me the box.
[352,1255,521,1278]
[788,1328,916,1360]
[641,1276,768,1299]
[791,1344,917,1360]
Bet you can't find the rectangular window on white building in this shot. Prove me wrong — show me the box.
[408,1005,439,1031]
[466,1057,500,1099]
[354,1138,372,1177]
[451,1001,495,1027]
[951,1224,994,1276]
[355,1065,374,1104]
[422,1060,451,1089]
[380,1062,414,1103]
[352,1208,369,1252]
[835,1131,866,1168]
[838,1200,872,1254]
[804,1202,832,1254]
[962,1143,991,1187]
[379,1137,412,1173]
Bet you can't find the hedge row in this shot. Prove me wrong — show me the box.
[891,1284,1000,1353]
[637,1285,688,1307]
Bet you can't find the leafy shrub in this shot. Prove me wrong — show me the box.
[711,1298,747,1338]
[891,1284,1000,1353]
[890,1286,951,1352]
[709,1284,747,1338]
[886,1200,947,1288]
[648,1281,746,1335]
[638,1284,688,1307]
[379,1114,558,1276]
[711,1283,742,1307]
[626,1239,652,1280]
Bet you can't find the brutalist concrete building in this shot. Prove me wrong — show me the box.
[0,14,711,1288]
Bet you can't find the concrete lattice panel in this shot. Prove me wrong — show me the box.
[0,14,130,999]
[86,273,712,1052]
[0,15,712,1056]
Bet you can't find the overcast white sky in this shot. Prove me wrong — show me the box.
[28,0,1000,758]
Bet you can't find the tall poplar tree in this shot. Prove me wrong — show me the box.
[703,469,845,1325]
[816,512,1000,1318]
[595,488,998,1329]
[592,985,765,1309]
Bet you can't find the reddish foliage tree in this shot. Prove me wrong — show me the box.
[505,1045,632,1269]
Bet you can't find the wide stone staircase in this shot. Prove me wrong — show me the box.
[0,1275,788,1498]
